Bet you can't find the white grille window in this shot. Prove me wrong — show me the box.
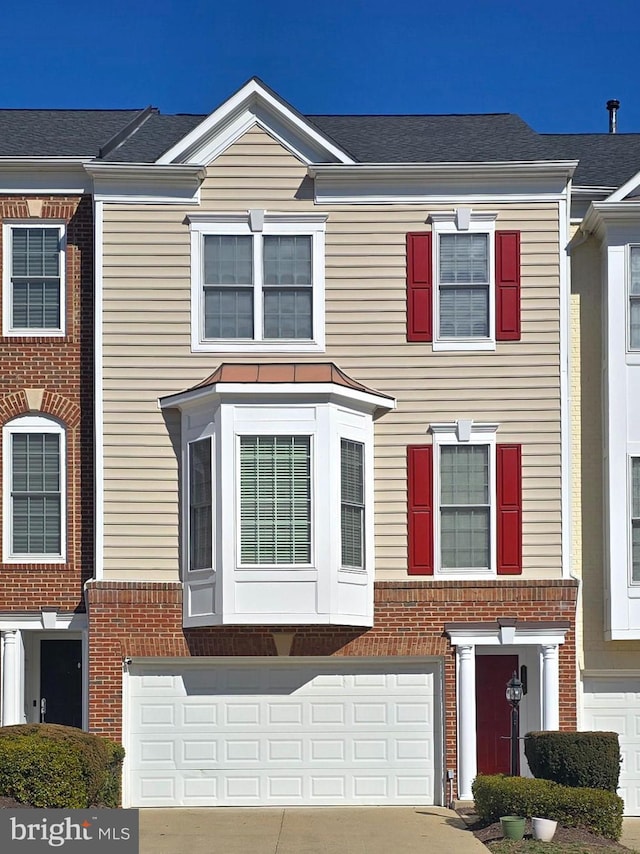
[239,435,311,565]
[440,445,490,569]
[439,233,489,338]
[190,213,326,353]
[188,439,213,571]
[341,438,364,569]
[3,416,65,562]
[4,225,65,335]
[631,458,640,582]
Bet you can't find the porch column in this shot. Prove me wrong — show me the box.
[457,643,477,800]
[1,630,19,726]
[541,643,560,730]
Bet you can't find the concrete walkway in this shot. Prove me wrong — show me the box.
[621,818,640,851]
[139,807,487,854]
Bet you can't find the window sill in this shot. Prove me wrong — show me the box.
[3,329,65,338]
[235,568,318,582]
[2,556,66,565]
[434,569,496,580]
[192,339,325,354]
[432,339,496,352]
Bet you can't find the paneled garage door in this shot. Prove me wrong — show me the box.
[126,658,441,807]
[583,677,640,815]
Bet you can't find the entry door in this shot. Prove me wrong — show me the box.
[476,654,518,775]
[40,639,82,728]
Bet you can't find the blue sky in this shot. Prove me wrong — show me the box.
[2,0,639,133]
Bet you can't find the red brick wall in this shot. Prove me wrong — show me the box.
[0,196,93,613]
[86,578,577,796]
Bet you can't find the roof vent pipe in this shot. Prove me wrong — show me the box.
[607,99,620,133]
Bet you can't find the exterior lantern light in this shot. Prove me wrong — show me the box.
[506,671,523,776]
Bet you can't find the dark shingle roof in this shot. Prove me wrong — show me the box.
[305,113,552,163]
[0,109,144,157]
[544,133,640,188]
[1,99,640,192]
[102,113,205,162]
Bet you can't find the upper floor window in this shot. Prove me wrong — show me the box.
[629,247,640,349]
[189,211,327,353]
[2,224,65,336]
[406,212,520,347]
[432,211,496,350]
[2,415,66,563]
[341,438,365,569]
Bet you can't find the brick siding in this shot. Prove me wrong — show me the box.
[0,196,93,612]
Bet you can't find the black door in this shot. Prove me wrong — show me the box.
[40,639,82,728]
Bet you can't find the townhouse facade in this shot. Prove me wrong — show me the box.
[0,81,639,811]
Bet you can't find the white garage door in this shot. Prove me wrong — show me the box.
[126,658,440,807]
[583,677,640,815]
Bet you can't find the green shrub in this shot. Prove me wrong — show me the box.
[0,724,124,808]
[472,774,624,841]
[524,731,621,793]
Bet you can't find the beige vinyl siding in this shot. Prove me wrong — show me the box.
[101,124,563,580]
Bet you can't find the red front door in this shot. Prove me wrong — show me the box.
[476,654,519,775]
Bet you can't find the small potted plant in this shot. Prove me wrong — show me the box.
[500,815,526,841]
[531,816,558,842]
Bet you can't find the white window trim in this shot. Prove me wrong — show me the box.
[431,210,497,352]
[2,415,66,564]
[627,244,640,353]
[2,222,66,337]
[431,420,498,579]
[189,211,327,353]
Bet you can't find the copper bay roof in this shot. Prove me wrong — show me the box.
[188,362,394,400]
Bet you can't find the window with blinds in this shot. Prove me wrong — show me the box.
[440,445,489,569]
[632,458,640,582]
[202,234,312,341]
[239,435,311,564]
[438,233,489,338]
[630,247,640,349]
[341,438,364,569]
[189,439,212,571]
[11,227,62,331]
[11,432,61,555]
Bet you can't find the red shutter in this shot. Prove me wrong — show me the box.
[407,232,432,342]
[407,445,433,575]
[497,444,522,575]
[496,231,521,341]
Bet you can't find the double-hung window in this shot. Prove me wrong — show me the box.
[188,438,213,571]
[629,247,640,350]
[431,211,497,350]
[431,422,498,576]
[3,224,65,336]
[341,438,365,569]
[3,416,65,562]
[440,445,490,570]
[190,212,326,352]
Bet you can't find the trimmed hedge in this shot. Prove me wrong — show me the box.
[0,724,124,808]
[472,774,623,841]
[524,731,621,793]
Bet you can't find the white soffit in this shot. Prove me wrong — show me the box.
[156,78,355,167]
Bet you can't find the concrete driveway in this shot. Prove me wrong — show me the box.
[140,806,487,854]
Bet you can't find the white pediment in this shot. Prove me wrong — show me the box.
[156,78,354,167]
[606,168,640,202]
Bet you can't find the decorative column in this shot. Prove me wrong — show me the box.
[541,643,560,731]
[1,630,19,726]
[457,644,477,800]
